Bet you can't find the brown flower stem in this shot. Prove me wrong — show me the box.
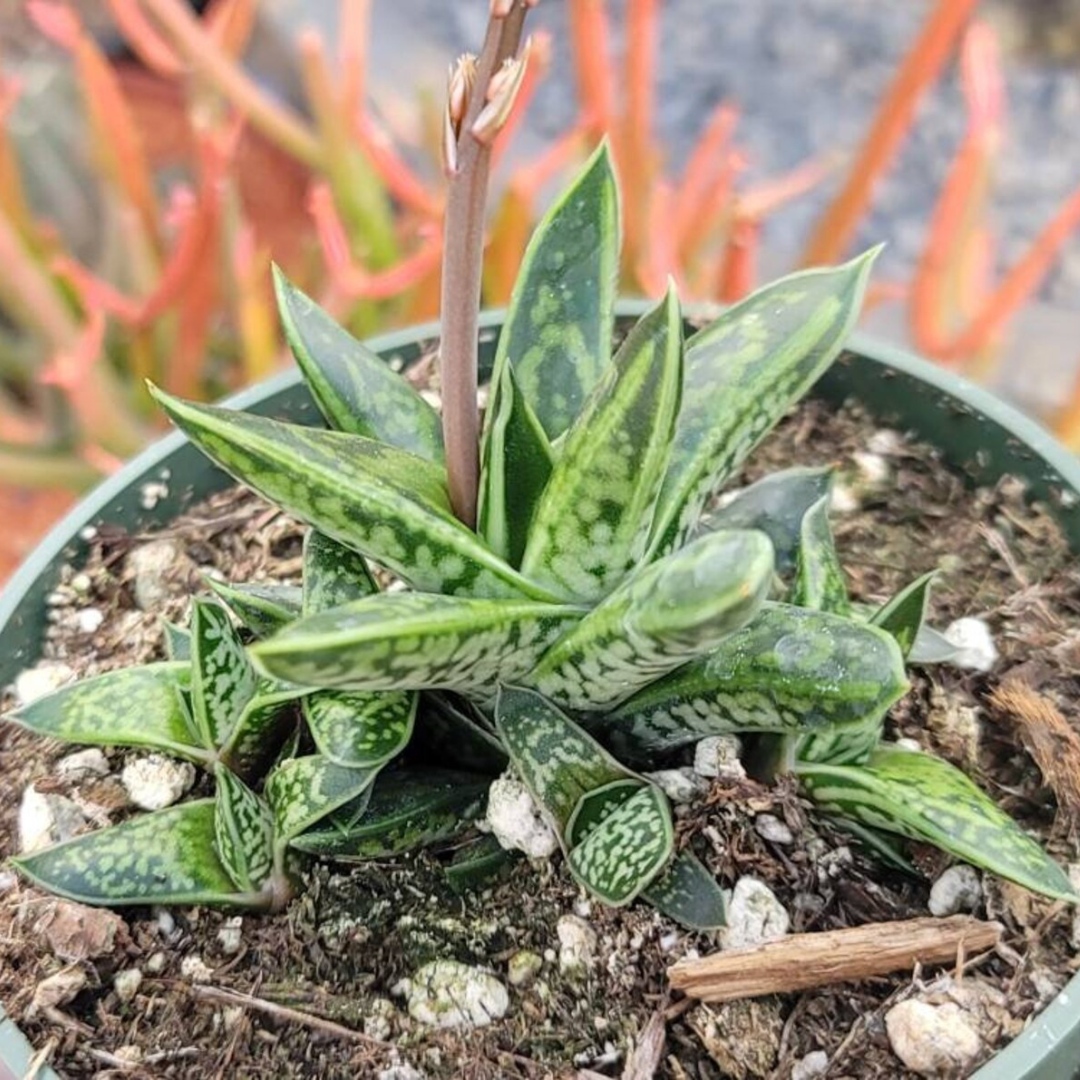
[438,2,530,528]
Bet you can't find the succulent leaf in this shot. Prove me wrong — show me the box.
[11,801,257,907]
[477,359,555,567]
[163,621,192,661]
[598,603,908,763]
[649,251,878,556]
[500,142,619,439]
[908,624,962,665]
[274,267,444,461]
[494,685,633,836]
[290,768,488,858]
[252,594,582,700]
[303,530,378,614]
[529,529,774,711]
[790,496,850,614]
[150,388,552,600]
[793,713,883,767]
[697,466,833,573]
[415,693,509,773]
[8,662,209,762]
[521,287,684,602]
[219,679,306,780]
[566,784,673,906]
[265,754,380,846]
[641,851,727,929]
[797,744,1078,901]
[831,818,918,875]
[191,599,260,749]
[303,690,417,768]
[214,767,275,892]
[871,570,938,660]
[206,579,303,639]
[446,834,514,893]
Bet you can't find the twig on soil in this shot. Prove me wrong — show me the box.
[188,983,393,1048]
[621,1006,667,1080]
[668,916,1002,1003]
[86,1046,201,1070]
[990,679,1080,837]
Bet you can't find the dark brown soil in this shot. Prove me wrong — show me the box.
[2,395,1079,1080]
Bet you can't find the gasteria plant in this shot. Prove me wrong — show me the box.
[7,3,1076,929]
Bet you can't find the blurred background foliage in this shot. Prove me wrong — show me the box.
[2,0,1080,578]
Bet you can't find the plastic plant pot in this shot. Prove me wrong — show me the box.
[0,306,1078,1080]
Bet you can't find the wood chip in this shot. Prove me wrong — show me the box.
[668,916,1001,1003]
[990,679,1080,836]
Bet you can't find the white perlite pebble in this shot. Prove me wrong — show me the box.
[377,1065,425,1080]
[885,1000,982,1076]
[127,538,190,611]
[14,662,75,706]
[942,617,998,673]
[113,969,143,1004]
[693,735,746,782]
[867,429,904,456]
[507,950,544,988]
[485,776,558,858]
[217,916,243,955]
[928,865,983,917]
[18,786,87,853]
[720,877,790,951]
[792,1050,829,1080]
[755,814,794,845]
[180,955,213,983]
[122,754,195,811]
[644,767,709,805]
[395,960,508,1029]
[56,748,110,781]
[75,607,105,634]
[556,914,598,976]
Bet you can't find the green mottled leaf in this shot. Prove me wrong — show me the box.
[566,779,643,848]
[567,784,673,906]
[206,579,302,638]
[415,693,509,774]
[9,663,208,762]
[830,818,918,875]
[274,267,443,460]
[790,496,850,614]
[697,466,833,574]
[303,690,416,768]
[477,359,555,567]
[520,287,683,602]
[530,529,774,711]
[501,142,619,439]
[219,679,305,781]
[495,685,632,835]
[303,529,377,615]
[871,571,938,660]
[163,621,192,661]
[11,801,258,907]
[641,851,727,929]
[252,594,581,700]
[598,603,908,764]
[797,744,1077,901]
[265,754,380,846]
[793,713,883,767]
[649,250,879,556]
[290,768,487,858]
[151,388,551,602]
[214,767,275,892]
[191,599,259,749]
[446,834,514,893]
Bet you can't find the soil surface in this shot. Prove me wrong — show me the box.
[2,390,1080,1079]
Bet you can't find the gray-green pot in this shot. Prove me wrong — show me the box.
[0,307,1077,1080]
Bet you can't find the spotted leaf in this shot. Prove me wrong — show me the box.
[206,579,302,638]
[8,662,208,762]
[529,529,774,711]
[219,678,306,781]
[191,599,259,749]
[214,767,275,892]
[290,768,488,858]
[790,496,850,614]
[871,570,938,660]
[265,754,381,847]
[597,603,908,764]
[649,250,878,556]
[274,267,443,461]
[11,801,259,907]
[696,466,833,574]
[303,529,377,615]
[252,594,582,701]
[477,359,555,567]
[163,621,192,661]
[303,690,416,768]
[150,388,551,601]
[501,142,619,439]
[520,287,683,602]
[797,744,1077,901]
[641,851,727,929]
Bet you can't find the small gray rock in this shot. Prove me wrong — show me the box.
[507,950,543,988]
[56,748,110,781]
[127,538,192,611]
[928,865,982,917]
[792,1050,829,1080]
[396,960,508,1029]
[720,877,790,951]
[121,755,195,811]
[18,785,87,853]
[556,914,597,976]
[645,767,709,805]
[14,661,75,706]
[694,735,745,782]
[113,968,143,1004]
[754,814,794,845]
[885,1000,982,1076]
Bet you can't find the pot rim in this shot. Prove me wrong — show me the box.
[1,304,1077,1079]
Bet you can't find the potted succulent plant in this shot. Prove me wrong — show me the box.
[2,3,1079,1077]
